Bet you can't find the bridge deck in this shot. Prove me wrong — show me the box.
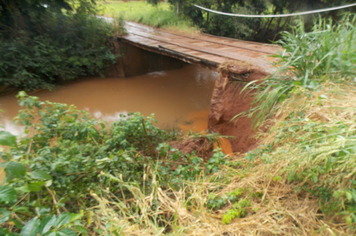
[120,21,280,73]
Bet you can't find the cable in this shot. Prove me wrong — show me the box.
[194,3,356,18]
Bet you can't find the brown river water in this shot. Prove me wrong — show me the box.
[0,64,218,136]
[0,64,235,181]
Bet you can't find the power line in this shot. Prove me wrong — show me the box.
[194,3,356,18]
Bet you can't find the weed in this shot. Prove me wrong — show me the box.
[222,198,251,224]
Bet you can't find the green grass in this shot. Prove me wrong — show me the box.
[237,14,356,228]
[235,14,356,128]
[97,0,199,33]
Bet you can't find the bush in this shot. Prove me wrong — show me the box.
[0,14,117,90]
[0,93,227,234]
[0,0,122,91]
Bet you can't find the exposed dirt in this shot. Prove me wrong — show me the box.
[170,137,214,162]
[208,62,269,153]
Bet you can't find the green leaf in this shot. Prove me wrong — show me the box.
[273,176,282,182]
[31,170,52,180]
[0,131,16,147]
[73,225,88,234]
[0,208,12,224]
[55,213,71,228]
[38,215,56,235]
[0,186,17,202]
[57,228,78,236]
[311,174,318,183]
[69,212,83,222]
[346,192,352,202]
[28,182,45,192]
[21,217,41,236]
[17,182,46,193]
[16,185,31,193]
[4,162,27,179]
[45,179,53,187]
[346,216,352,225]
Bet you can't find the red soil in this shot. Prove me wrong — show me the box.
[208,63,269,153]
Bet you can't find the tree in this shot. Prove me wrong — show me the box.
[147,0,160,5]
[152,0,356,42]
[0,0,118,90]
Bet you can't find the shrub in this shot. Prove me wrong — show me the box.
[0,92,227,234]
[0,0,122,91]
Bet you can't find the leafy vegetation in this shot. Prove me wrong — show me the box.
[0,92,228,234]
[0,0,123,91]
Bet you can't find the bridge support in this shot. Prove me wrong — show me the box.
[108,39,185,78]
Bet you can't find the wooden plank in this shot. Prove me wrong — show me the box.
[120,22,278,73]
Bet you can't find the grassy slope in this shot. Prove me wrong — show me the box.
[90,87,356,235]
[97,0,199,33]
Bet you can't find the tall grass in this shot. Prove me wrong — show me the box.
[236,14,356,128]
[249,82,356,224]
[233,14,356,227]
[98,1,198,33]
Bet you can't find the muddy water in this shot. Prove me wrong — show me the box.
[0,65,218,135]
[0,65,236,182]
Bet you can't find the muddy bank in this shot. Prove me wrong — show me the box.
[208,63,269,153]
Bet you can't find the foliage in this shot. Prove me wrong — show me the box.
[236,14,356,128]
[207,188,243,210]
[100,0,198,33]
[0,92,227,234]
[147,0,160,5]
[143,0,356,41]
[0,0,121,91]
[222,198,251,224]
[239,14,356,227]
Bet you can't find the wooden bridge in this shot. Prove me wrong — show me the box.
[97,17,279,76]
[120,21,279,74]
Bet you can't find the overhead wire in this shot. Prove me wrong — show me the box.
[194,3,356,18]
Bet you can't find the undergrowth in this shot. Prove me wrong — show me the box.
[0,92,227,235]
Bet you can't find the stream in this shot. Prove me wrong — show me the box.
[0,64,218,135]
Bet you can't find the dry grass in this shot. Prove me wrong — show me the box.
[87,161,348,235]
[84,80,356,235]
